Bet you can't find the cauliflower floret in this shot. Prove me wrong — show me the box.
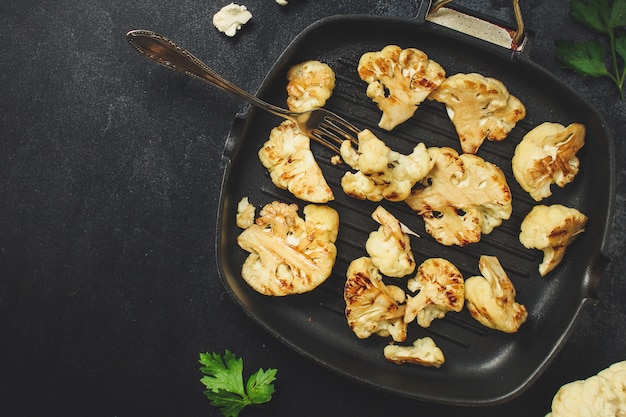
[237,201,339,296]
[365,206,416,278]
[429,72,526,154]
[404,258,465,327]
[235,197,255,229]
[258,120,334,203]
[546,361,626,417]
[286,60,335,112]
[405,147,512,246]
[212,3,252,37]
[383,337,445,367]
[344,257,407,342]
[464,255,528,333]
[340,129,433,202]
[358,45,446,130]
[519,204,588,276]
[512,122,585,201]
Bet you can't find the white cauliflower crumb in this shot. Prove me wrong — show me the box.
[212,3,252,37]
[383,337,445,367]
[340,129,433,202]
[519,204,588,277]
[276,0,288,5]
[546,361,626,417]
[365,206,416,278]
[235,197,255,229]
[464,255,527,333]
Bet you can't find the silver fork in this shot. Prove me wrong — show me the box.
[126,29,361,153]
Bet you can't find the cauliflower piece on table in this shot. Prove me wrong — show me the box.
[259,120,334,203]
[519,204,588,277]
[344,257,407,342]
[366,206,416,278]
[237,201,339,296]
[235,197,255,229]
[358,45,446,130]
[383,337,445,367]
[405,147,512,246]
[404,258,465,327]
[340,129,433,202]
[464,255,528,333]
[286,60,335,112]
[512,122,585,201]
[429,72,526,154]
[546,361,626,417]
[212,3,252,37]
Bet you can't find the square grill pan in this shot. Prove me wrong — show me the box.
[215,10,615,406]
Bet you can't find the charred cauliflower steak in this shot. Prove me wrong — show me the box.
[366,206,416,278]
[512,122,585,201]
[340,129,433,202]
[237,201,339,296]
[384,337,445,367]
[258,120,334,203]
[286,60,336,112]
[519,204,588,276]
[429,72,526,154]
[464,256,528,333]
[344,257,407,342]
[404,258,465,327]
[358,45,446,130]
[405,147,512,246]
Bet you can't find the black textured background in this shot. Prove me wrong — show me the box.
[1,1,624,416]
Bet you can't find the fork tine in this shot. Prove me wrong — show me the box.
[309,114,360,154]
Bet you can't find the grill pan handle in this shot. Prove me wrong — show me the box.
[423,0,526,52]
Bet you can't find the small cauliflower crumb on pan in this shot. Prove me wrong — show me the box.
[464,255,528,333]
[519,204,588,277]
[384,337,445,368]
[286,60,336,113]
[512,122,585,202]
[358,45,446,131]
[258,120,334,203]
[428,72,526,154]
[405,147,512,247]
[343,257,408,342]
[237,201,339,296]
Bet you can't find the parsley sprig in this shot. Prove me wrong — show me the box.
[199,350,277,417]
[555,0,626,100]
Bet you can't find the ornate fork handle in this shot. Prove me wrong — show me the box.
[126,29,294,119]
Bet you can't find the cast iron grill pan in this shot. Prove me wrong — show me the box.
[216,13,614,405]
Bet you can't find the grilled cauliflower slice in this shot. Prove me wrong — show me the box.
[519,204,588,276]
[429,72,526,154]
[512,122,585,201]
[258,120,334,203]
[405,147,512,246]
[340,129,433,202]
[546,361,626,417]
[384,337,445,367]
[366,206,416,278]
[237,201,339,296]
[286,60,335,112]
[344,257,407,342]
[464,255,528,333]
[404,258,465,327]
[358,45,446,130]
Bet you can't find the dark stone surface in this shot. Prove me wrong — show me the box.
[1,0,624,416]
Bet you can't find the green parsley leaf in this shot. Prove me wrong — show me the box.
[570,0,612,33]
[609,0,626,28]
[555,40,611,76]
[199,351,277,417]
[616,30,626,61]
